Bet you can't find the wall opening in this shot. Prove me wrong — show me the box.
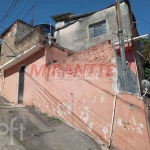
[18,65,25,103]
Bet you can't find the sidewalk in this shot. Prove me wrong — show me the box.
[0,96,109,150]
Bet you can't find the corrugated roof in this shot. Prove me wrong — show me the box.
[51,12,73,23]
[51,11,98,23]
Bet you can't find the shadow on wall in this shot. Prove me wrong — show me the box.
[115,54,139,94]
[25,71,109,144]
[25,70,144,114]
[24,70,145,147]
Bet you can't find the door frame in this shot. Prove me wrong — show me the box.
[17,64,25,103]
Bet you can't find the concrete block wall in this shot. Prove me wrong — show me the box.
[15,21,33,43]
[1,22,17,65]
[0,22,45,66]
[54,2,132,52]
[16,26,45,52]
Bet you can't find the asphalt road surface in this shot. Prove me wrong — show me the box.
[0,96,108,150]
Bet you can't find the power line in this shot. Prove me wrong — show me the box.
[22,0,41,21]
[1,39,16,56]
[72,0,95,12]
[9,0,31,25]
[2,0,23,26]
[0,0,42,32]
[135,15,150,26]
[0,0,19,24]
[8,0,49,19]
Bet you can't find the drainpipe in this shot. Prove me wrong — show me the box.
[109,93,117,148]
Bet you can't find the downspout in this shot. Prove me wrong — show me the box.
[108,93,117,149]
[144,98,150,147]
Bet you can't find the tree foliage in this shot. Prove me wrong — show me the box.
[140,37,150,81]
[144,67,150,81]
[140,37,150,61]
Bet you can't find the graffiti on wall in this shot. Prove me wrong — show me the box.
[30,63,115,81]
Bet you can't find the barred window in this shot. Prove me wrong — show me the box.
[89,21,106,38]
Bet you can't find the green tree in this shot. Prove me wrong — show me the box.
[140,37,150,61]
[144,67,150,81]
[140,36,150,81]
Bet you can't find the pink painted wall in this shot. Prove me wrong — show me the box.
[1,47,46,104]
[1,41,150,150]
[112,94,150,150]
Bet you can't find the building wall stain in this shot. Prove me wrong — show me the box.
[1,41,150,150]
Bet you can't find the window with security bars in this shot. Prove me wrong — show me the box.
[89,21,106,38]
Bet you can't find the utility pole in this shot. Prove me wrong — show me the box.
[115,0,128,91]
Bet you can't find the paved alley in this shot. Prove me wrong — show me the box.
[0,96,108,150]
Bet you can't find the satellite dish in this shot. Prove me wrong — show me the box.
[140,80,150,99]
[141,80,150,90]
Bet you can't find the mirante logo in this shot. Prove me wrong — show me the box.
[30,63,114,81]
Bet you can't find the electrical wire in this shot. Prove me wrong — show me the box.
[72,0,95,12]
[0,0,51,35]
[2,0,23,26]
[22,0,41,21]
[135,16,150,26]
[0,0,19,24]
[9,0,31,25]
[0,0,49,22]
[1,39,16,56]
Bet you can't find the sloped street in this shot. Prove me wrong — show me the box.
[0,97,108,150]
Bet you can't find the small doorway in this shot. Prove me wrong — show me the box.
[18,65,25,103]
